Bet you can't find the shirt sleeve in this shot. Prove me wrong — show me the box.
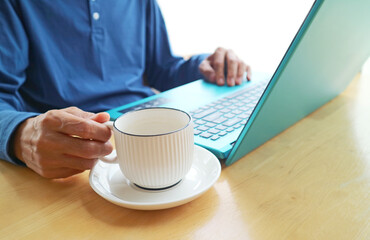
[0,1,38,165]
[144,0,209,92]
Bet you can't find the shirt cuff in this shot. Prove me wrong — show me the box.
[190,53,210,80]
[0,110,38,166]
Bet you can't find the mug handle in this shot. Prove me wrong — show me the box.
[100,121,118,164]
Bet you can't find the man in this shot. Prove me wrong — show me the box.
[0,0,251,179]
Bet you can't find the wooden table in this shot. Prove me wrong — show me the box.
[1,68,370,240]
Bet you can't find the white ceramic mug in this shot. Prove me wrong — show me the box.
[102,107,194,190]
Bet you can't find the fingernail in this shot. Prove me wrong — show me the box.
[236,77,243,85]
[229,78,235,86]
[218,78,224,85]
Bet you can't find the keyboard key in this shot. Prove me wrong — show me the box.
[195,119,206,125]
[193,108,217,119]
[224,113,236,118]
[191,108,203,114]
[232,110,243,115]
[193,129,201,135]
[200,132,213,138]
[220,108,231,113]
[213,117,228,124]
[226,127,234,132]
[223,118,242,127]
[221,102,232,106]
[215,125,227,130]
[208,128,220,134]
[219,131,227,136]
[205,122,216,128]
[197,126,209,131]
[211,136,220,141]
[236,96,245,100]
[227,89,248,98]
[118,97,171,114]
[203,112,223,122]
[239,113,250,119]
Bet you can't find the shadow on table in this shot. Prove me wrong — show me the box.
[81,182,220,229]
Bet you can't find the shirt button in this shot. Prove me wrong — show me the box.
[93,12,100,20]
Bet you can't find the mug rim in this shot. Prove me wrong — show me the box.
[113,107,192,137]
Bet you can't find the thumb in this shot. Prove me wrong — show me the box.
[90,112,111,123]
[199,60,216,83]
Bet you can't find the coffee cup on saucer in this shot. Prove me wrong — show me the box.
[101,107,194,190]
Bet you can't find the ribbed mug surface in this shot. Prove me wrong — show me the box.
[113,108,194,189]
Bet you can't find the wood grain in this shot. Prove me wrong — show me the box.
[1,69,369,240]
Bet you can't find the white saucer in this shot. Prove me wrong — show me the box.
[89,145,221,210]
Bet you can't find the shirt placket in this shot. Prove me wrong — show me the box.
[90,0,103,35]
[89,0,105,79]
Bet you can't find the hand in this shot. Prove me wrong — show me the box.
[13,107,113,179]
[199,47,251,86]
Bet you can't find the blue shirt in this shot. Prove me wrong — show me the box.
[0,0,208,165]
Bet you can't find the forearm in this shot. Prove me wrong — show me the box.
[168,54,209,88]
[147,53,209,91]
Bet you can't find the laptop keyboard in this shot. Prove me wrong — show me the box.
[189,81,267,141]
[118,97,170,114]
[117,81,268,141]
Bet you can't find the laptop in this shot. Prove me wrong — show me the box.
[107,0,370,166]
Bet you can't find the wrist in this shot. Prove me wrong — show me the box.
[12,118,33,163]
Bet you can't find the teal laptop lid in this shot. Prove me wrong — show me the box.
[225,0,370,165]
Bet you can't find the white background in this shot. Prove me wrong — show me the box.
[157,0,315,73]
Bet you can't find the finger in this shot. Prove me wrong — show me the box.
[58,155,98,171]
[42,110,111,142]
[246,65,252,81]
[199,60,217,83]
[24,128,112,169]
[236,62,247,85]
[226,50,238,86]
[34,149,99,171]
[31,151,99,171]
[91,112,110,123]
[211,48,227,86]
[64,107,110,123]
[64,106,95,119]
[59,134,114,159]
